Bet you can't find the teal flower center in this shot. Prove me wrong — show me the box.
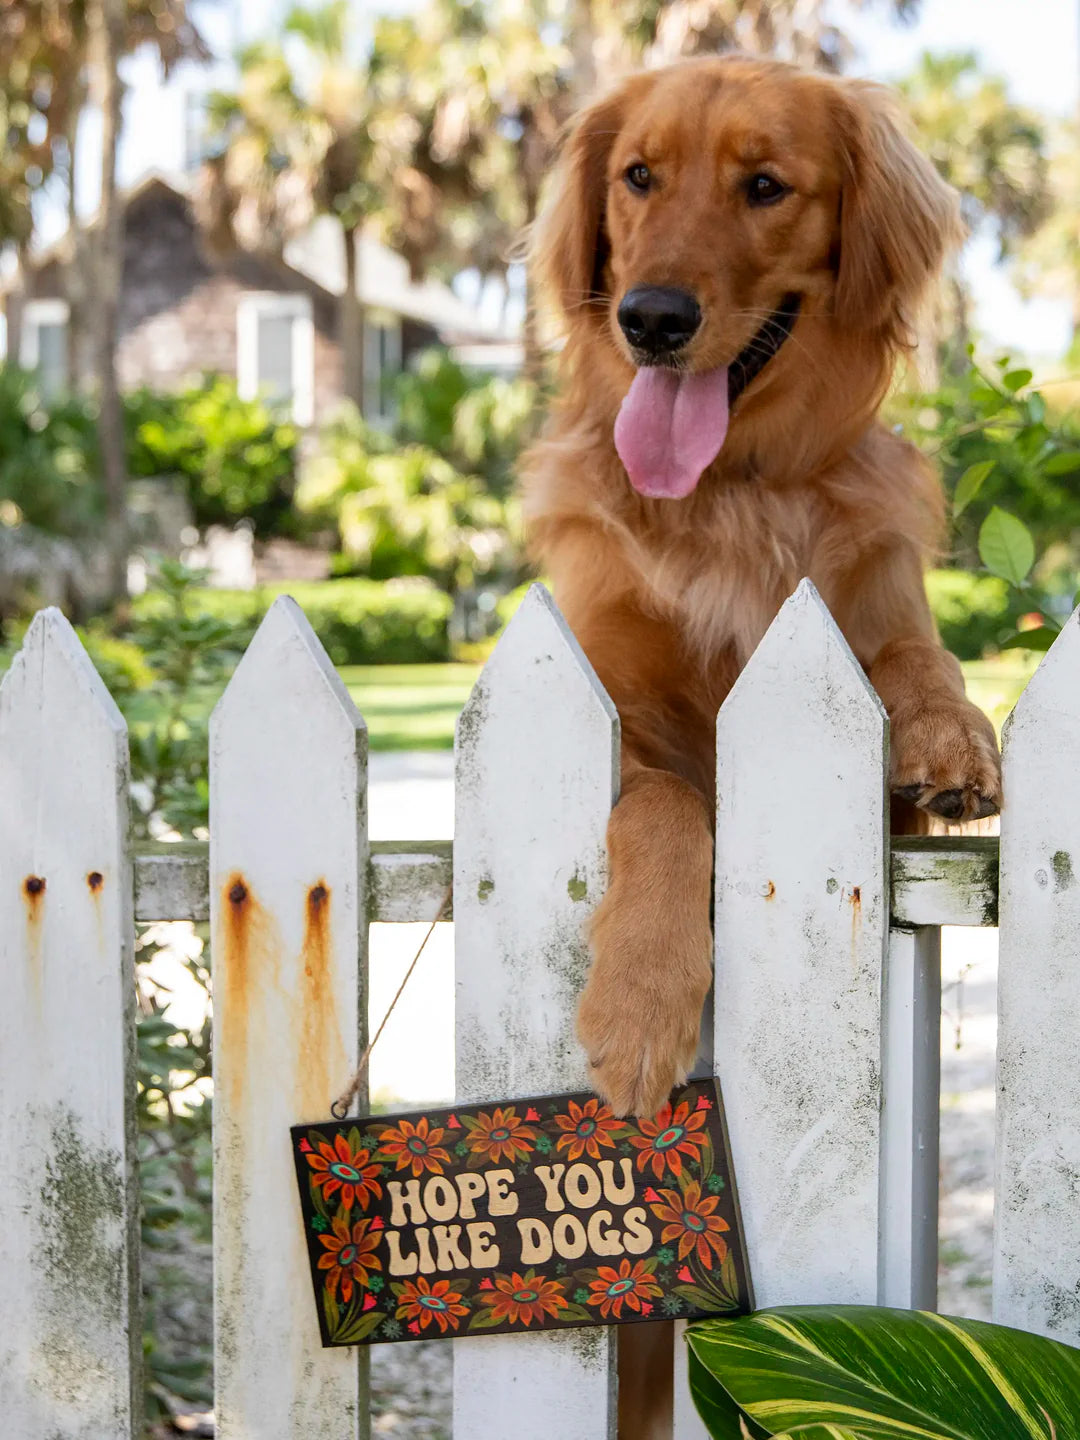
[683,1212,706,1232]
[490,1126,510,1142]
[338,1245,358,1266]
[655,1127,684,1149]
[330,1163,361,1181]
[419,1293,447,1310]
[576,1119,597,1137]
[607,1278,635,1296]
[407,1137,428,1154]
[514,1288,538,1303]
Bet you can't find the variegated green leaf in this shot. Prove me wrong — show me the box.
[686,1306,1080,1439]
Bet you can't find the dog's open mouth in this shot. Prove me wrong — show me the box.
[614,293,802,499]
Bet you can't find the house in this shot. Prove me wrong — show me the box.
[5,174,516,427]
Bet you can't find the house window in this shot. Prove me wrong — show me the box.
[236,293,314,426]
[21,299,69,400]
[364,313,402,428]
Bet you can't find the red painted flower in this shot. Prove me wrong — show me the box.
[394,1276,469,1334]
[317,1215,382,1303]
[628,1099,708,1181]
[650,1180,730,1270]
[305,1133,382,1211]
[586,1259,662,1320]
[479,1270,568,1326]
[377,1116,452,1178]
[554,1097,624,1161]
[463,1106,536,1165]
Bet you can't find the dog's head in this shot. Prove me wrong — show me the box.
[532,57,961,498]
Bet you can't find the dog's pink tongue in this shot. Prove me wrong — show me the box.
[614,366,730,499]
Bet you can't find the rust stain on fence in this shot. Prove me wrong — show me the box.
[218,873,280,1109]
[300,880,346,1117]
[87,871,104,893]
[22,874,46,994]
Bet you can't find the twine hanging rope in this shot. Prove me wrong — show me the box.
[331,882,452,1120]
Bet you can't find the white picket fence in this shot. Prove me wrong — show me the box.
[1,578,1077,1440]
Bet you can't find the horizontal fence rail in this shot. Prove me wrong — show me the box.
[131,834,998,929]
[3,585,1079,1440]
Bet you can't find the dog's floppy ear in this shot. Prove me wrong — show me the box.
[531,80,644,328]
[832,79,963,341]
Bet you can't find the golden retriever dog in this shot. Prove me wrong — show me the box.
[523,54,1003,1131]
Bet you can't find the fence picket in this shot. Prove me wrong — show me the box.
[210,597,370,1439]
[453,584,620,1439]
[996,607,1080,1342]
[713,580,890,1307]
[0,609,139,1439]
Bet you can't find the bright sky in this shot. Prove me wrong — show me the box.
[40,0,1080,361]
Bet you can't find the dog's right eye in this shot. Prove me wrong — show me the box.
[625,163,652,194]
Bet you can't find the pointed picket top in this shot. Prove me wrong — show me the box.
[210,594,369,1439]
[0,608,138,1440]
[720,577,887,738]
[454,582,619,1440]
[996,599,1080,1341]
[212,593,365,740]
[1002,601,1080,744]
[1,604,127,744]
[714,579,890,1309]
[457,581,618,769]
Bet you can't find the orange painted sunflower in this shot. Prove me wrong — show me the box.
[394,1275,469,1334]
[628,1099,708,1181]
[317,1214,382,1303]
[650,1180,730,1270]
[463,1106,536,1165]
[553,1097,624,1161]
[305,1133,382,1211]
[377,1116,452,1178]
[586,1259,662,1320]
[479,1270,569,1327]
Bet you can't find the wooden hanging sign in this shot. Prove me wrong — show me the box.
[291,1078,752,1346]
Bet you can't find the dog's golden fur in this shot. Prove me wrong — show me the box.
[522,56,1002,1125]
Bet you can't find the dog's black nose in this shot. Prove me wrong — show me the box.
[617,286,701,356]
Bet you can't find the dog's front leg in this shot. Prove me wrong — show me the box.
[578,762,714,1118]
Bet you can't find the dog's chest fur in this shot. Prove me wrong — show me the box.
[622,479,824,665]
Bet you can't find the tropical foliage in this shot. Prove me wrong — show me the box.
[687,1304,1080,1439]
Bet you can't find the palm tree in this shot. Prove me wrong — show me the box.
[899,51,1050,369]
[199,2,379,408]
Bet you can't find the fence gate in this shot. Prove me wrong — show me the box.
[2,581,1080,1440]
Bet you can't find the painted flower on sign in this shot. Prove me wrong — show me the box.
[586,1259,662,1320]
[650,1180,730,1270]
[554,1097,624,1161]
[394,1276,469,1334]
[378,1116,452,1177]
[317,1215,382,1303]
[479,1270,569,1327]
[629,1099,708,1180]
[463,1106,537,1165]
[305,1133,383,1211]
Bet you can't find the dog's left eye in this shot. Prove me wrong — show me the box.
[625,163,652,194]
[746,172,789,206]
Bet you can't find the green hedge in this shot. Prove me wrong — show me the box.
[129,578,452,666]
[925,568,1026,661]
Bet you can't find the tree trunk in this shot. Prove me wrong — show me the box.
[944,270,972,378]
[340,221,365,413]
[6,240,30,369]
[520,158,546,385]
[92,0,129,604]
[65,76,89,391]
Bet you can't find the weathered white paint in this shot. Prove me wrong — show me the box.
[996,606,1080,1343]
[673,1321,710,1440]
[130,835,996,928]
[0,610,139,1439]
[880,926,940,1309]
[453,584,620,1440]
[210,597,370,1439]
[714,580,890,1308]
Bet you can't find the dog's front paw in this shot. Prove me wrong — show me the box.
[891,701,1002,823]
[577,895,711,1118]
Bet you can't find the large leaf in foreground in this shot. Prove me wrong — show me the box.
[687,1306,1080,1439]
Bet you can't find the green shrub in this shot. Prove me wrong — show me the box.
[130,577,453,666]
[127,376,299,538]
[0,364,102,537]
[925,568,1023,659]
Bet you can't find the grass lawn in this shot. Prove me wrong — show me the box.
[338,663,480,750]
